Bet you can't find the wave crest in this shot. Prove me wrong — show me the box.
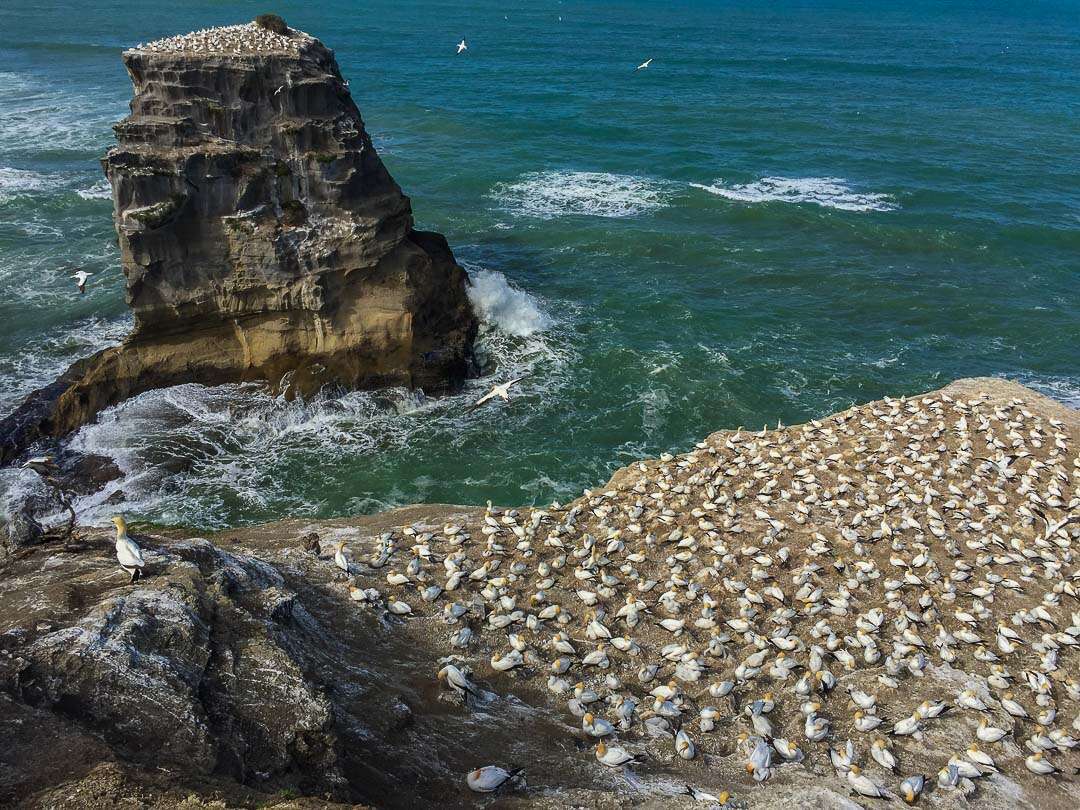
[490,170,672,219]
[691,176,897,212]
[466,267,550,337]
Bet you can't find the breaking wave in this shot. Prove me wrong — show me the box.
[62,268,576,527]
[0,166,62,201]
[691,176,898,212]
[76,180,112,200]
[466,267,550,337]
[489,170,673,219]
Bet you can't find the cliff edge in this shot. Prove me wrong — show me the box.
[0,19,478,464]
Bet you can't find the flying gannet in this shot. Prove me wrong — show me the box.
[471,377,526,409]
[636,58,652,70]
[72,270,92,294]
[457,39,468,54]
[21,455,59,477]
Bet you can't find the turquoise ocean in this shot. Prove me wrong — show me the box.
[0,0,1077,528]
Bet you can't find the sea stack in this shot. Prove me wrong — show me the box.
[0,19,477,463]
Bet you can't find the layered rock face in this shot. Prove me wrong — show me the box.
[0,21,476,464]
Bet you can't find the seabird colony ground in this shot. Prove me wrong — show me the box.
[326,378,1080,805]
[130,22,305,55]
[4,380,1077,808]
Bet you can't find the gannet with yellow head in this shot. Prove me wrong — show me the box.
[111,515,145,583]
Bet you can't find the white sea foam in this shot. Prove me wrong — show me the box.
[490,170,673,219]
[0,166,61,201]
[691,176,897,212]
[62,267,575,526]
[0,314,130,414]
[1016,375,1080,409]
[0,72,124,159]
[76,180,112,200]
[466,268,550,337]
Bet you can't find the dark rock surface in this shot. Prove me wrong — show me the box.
[0,21,477,465]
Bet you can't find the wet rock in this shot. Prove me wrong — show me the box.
[1,498,44,559]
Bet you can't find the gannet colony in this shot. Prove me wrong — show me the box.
[6,381,1079,806]
[325,382,1078,803]
[129,22,305,55]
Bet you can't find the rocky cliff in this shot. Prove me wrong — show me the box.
[0,20,477,465]
[1,379,1078,809]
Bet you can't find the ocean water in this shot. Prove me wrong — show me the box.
[0,0,1077,529]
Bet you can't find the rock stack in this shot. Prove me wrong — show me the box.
[0,20,477,464]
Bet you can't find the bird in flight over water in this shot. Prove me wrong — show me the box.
[470,377,526,410]
[636,58,652,70]
[73,270,92,294]
[457,39,468,54]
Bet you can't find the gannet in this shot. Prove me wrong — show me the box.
[1023,751,1063,776]
[898,774,925,804]
[635,58,652,70]
[595,741,638,767]
[847,765,891,799]
[438,664,479,702]
[582,712,614,737]
[471,377,526,409]
[21,455,59,477]
[682,785,727,803]
[456,39,467,54]
[333,542,350,576]
[72,270,92,294]
[466,765,521,792]
[111,515,145,583]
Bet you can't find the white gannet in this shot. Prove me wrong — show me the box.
[847,765,891,799]
[72,270,92,294]
[471,377,526,409]
[682,785,729,803]
[456,39,468,54]
[111,515,145,583]
[595,740,638,767]
[582,711,615,737]
[21,455,59,477]
[333,542,350,576]
[438,664,479,703]
[899,773,925,804]
[636,58,653,70]
[466,765,521,792]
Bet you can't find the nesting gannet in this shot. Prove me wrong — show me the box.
[438,664,479,703]
[72,270,92,294]
[306,387,1079,796]
[682,785,728,803]
[847,765,891,799]
[333,542,350,576]
[582,711,615,737]
[1023,751,1064,776]
[466,765,521,792]
[595,741,638,767]
[898,773,925,804]
[111,516,145,583]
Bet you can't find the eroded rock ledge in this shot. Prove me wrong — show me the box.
[0,20,477,464]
